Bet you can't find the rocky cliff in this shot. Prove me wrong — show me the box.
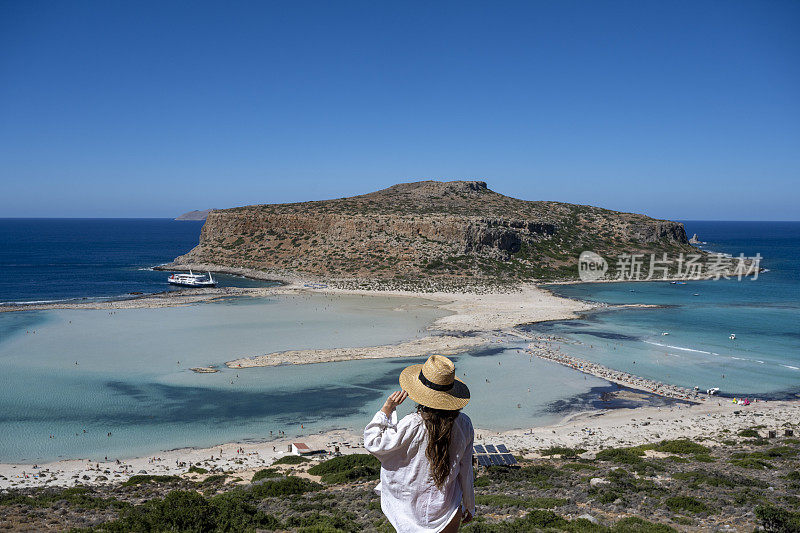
[171,180,695,281]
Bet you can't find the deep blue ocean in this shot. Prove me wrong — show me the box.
[537,221,800,399]
[0,219,271,304]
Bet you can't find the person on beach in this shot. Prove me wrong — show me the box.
[364,354,475,533]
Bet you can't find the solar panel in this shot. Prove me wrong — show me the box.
[496,444,509,453]
[473,445,486,454]
[485,445,497,453]
[500,453,517,465]
[477,455,491,467]
[489,454,503,466]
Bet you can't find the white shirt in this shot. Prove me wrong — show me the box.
[364,409,475,533]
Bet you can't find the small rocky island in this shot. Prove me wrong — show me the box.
[175,209,214,221]
[168,180,699,282]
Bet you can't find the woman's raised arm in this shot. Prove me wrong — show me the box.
[364,391,414,458]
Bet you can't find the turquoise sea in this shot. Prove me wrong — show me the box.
[0,219,796,463]
[535,221,800,399]
[0,294,626,463]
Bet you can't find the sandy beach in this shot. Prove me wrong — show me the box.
[3,395,797,490]
[224,282,600,367]
[226,334,487,368]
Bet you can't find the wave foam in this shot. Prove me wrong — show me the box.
[643,340,714,355]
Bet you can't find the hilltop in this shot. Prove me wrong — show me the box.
[170,180,696,282]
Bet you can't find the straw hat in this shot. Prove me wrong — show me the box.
[399,354,470,411]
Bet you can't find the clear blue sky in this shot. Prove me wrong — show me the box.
[1,1,798,220]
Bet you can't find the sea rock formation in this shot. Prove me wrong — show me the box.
[171,180,695,281]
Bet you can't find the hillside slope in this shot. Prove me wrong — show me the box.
[171,180,695,281]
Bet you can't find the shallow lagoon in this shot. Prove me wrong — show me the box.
[537,280,800,398]
[0,293,612,463]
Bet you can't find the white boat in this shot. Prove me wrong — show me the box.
[168,271,216,288]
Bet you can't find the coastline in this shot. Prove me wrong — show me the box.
[517,333,708,401]
[2,263,797,484]
[0,286,291,313]
[4,397,797,490]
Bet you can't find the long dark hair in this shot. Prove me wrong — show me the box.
[417,404,460,489]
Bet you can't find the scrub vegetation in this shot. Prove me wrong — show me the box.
[1,436,799,531]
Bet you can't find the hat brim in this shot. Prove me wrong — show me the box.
[399,364,470,411]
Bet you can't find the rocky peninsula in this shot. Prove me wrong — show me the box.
[165,180,701,283]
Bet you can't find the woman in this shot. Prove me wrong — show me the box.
[364,354,475,532]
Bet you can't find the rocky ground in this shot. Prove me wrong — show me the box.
[2,430,798,532]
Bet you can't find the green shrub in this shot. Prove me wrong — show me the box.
[210,491,283,531]
[612,516,679,532]
[595,447,645,465]
[474,476,490,487]
[731,448,797,468]
[187,465,208,474]
[540,446,587,458]
[475,494,567,509]
[648,439,710,455]
[595,490,622,504]
[672,470,744,488]
[738,428,760,438]
[764,446,799,458]
[252,468,281,483]
[284,511,360,532]
[664,496,710,514]
[514,509,569,528]
[199,474,227,486]
[121,474,181,486]
[115,490,216,532]
[248,476,321,498]
[730,457,773,469]
[307,454,380,484]
[461,511,676,532]
[0,487,127,510]
[755,505,800,532]
[273,455,311,466]
[486,464,561,487]
[598,468,656,495]
[92,489,283,532]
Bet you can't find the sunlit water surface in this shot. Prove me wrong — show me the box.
[0,294,618,463]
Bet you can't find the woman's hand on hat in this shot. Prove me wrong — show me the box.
[381,390,408,416]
